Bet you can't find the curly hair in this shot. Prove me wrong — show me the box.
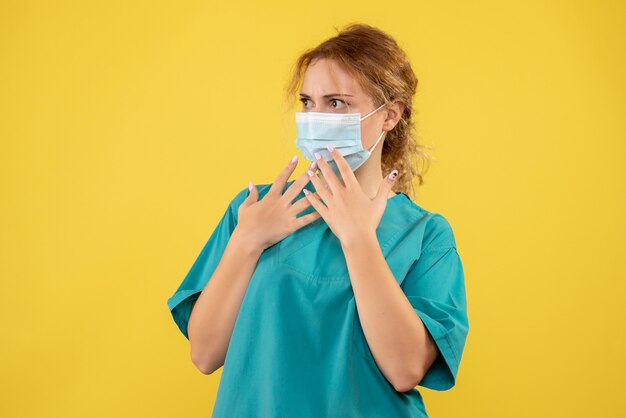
[282,22,432,200]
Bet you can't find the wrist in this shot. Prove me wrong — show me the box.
[230,226,265,257]
[340,229,378,253]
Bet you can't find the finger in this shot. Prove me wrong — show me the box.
[289,188,316,214]
[375,168,399,205]
[288,179,332,215]
[281,159,318,204]
[313,169,332,190]
[319,174,331,190]
[268,154,299,197]
[307,165,333,205]
[303,188,329,219]
[242,181,258,207]
[292,210,322,230]
[326,145,359,189]
[313,151,344,196]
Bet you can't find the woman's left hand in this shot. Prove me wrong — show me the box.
[303,145,399,247]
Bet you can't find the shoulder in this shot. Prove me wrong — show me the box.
[393,195,457,252]
[421,212,457,251]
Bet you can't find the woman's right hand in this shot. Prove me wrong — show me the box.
[234,156,322,251]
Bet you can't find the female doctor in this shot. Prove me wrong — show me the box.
[167,23,469,418]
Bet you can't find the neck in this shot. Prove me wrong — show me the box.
[354,158,394,199]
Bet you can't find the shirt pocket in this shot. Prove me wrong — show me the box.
[277,226,351,282]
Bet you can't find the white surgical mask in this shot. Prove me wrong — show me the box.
[295,102,387,178]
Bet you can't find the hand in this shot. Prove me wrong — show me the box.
[302,146,399,246]
[235,156,321,251]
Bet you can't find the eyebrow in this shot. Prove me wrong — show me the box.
[299,93,355,98]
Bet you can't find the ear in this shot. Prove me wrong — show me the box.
[383,99,406,131]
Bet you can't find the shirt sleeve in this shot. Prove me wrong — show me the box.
[400,214,470,391]
[166,186,250,340]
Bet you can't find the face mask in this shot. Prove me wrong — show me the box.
[295,102,387,178]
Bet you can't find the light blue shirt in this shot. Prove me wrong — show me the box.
[167,179,469,417]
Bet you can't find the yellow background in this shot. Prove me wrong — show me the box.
[1,1,624,417]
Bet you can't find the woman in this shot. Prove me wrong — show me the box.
[167,23,469,418]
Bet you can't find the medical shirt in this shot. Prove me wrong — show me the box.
[167,179,469,417]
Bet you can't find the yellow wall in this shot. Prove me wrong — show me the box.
[1,1,624,416]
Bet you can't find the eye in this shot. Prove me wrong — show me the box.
[299,98,312,109]
[330,98,348,109]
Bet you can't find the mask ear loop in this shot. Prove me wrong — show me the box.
[367,130,386,152]
[360,102,387,121]
[362,102,388,152]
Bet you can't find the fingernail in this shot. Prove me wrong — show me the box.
[303,188,310,195]
[314,152,322,160]
[307,169,315,177]
[248,181,254,191]
[327,145,335,152]
[309,161,317,171]
[388,169,398,180]
[291,155,298,164]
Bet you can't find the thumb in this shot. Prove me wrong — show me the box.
[375,169,399,204]
[242,181,258,207]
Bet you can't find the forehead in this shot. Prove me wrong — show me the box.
[301,58,367,98]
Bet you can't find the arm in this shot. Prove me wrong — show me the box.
[170,157,319,374]
[188,226,263,374]
[341,231,438,392]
